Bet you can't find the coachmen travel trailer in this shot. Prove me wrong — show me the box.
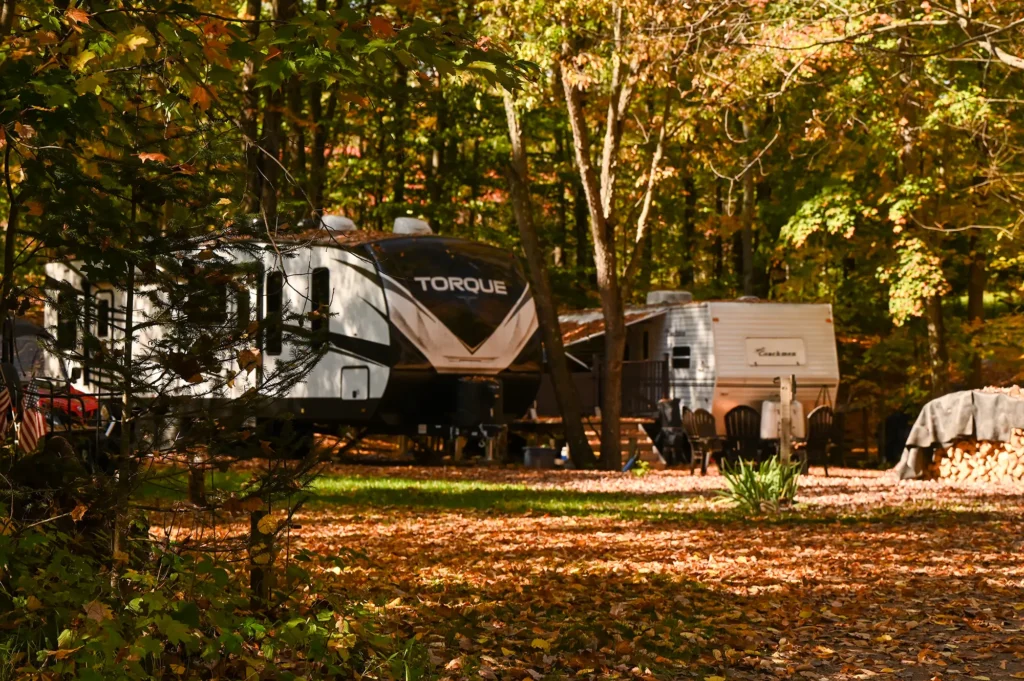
[551,291,840,433]
[41,217,542,450]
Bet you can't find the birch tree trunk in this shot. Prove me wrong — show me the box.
[561,66,624,469]
[503,92,597,469]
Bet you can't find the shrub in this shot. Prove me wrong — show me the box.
[719,456,802,514]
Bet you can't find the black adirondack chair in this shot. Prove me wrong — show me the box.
[653,398,687,466]
[683,408,720,475]
[804,405,835,476]
[724,405,762,464]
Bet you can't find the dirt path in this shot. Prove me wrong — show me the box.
[296,468,1024,680]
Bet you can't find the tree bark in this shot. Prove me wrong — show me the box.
[740,120,755,297]
[560,62,625,470]
[503,92,596,469]
[926,294,948,397]
[260,0,296,220]
[678,175,696,287]
[240,0,263,214]
[573,179,589,277]
[285,76,306,198]
[966,234,987,388]
[0,0,16,37]
[0,143,21,354]
[392,64,409,208]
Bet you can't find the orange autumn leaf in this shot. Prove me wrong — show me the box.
[369,16,396,37]
[137,152,169,164]
[66,7,89,24]
[190,85,213,111]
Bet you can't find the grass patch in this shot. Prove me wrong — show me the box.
[308,474,712,520]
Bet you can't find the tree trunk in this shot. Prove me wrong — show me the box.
[0,0,16,37]
[966,234,987,388]
[308,79,325,217]
[678,175,696,287]
[286,76,306,198]
[926,294,948,397]
[0,144,20,353]
[392,64,409,208]
[740,121,755,297]
[503,93,596,469]
[561,63,624,470]
[259,0,296,221]
[240,0,263,214]
[573,179,589,277]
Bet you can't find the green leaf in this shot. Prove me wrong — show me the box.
[155,614,191,645]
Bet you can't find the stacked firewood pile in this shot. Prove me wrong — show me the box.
[930,386,1024,482]
[931,433,1024,482]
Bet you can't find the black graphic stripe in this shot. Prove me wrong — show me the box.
[281,323,392,366]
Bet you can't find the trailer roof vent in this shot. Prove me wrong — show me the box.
[394,217,432,235]
[321,214,357,233]
[736,295,760,302]
[646,290,693,306]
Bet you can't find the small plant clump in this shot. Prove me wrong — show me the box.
[719,456,802,514]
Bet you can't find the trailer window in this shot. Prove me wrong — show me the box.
[310,268,330,349]
[265,271,283,356]
[56,292,77,350]
[236,288,251,332]
[672,345,691,369]
[96,299,110,337]
[642,330,650,360]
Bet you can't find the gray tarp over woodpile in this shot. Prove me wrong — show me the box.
[894,390,1024,479]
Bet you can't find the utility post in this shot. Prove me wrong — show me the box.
[779,374,795,465]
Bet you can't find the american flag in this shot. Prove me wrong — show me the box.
[19,380,47,453]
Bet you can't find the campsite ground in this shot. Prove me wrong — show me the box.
[283,466,1024,680]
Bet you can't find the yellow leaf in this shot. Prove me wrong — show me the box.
[70,504,87,522]
[71,50,96,72]
[705,676,726,681]
[256,514,278,535]
[530,638,550,652]
[501,647,514,656]
[217,197,232,205]
[799,610,813,619]
[171,664,185,675]
[386,597,402,608]
[25,201,43,217]
[27,595,43,611]
[124,33,150,51]
[1009,673,1024,679]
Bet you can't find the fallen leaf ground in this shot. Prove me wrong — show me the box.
[285,467,1024,679]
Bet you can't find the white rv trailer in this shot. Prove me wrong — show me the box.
[42,218,543,440]
[559,291,840,433]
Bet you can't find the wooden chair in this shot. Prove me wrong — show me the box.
[683,408,719,475]
[724,405,762,464]
[803,405,835,476]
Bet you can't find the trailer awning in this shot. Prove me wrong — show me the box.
[559,307,668,347]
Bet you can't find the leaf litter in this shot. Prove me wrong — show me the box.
[241,466,1024,679]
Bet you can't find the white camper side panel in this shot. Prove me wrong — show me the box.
[299,246,390,402]
[707,302,839,432]
[665,304,715,412]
